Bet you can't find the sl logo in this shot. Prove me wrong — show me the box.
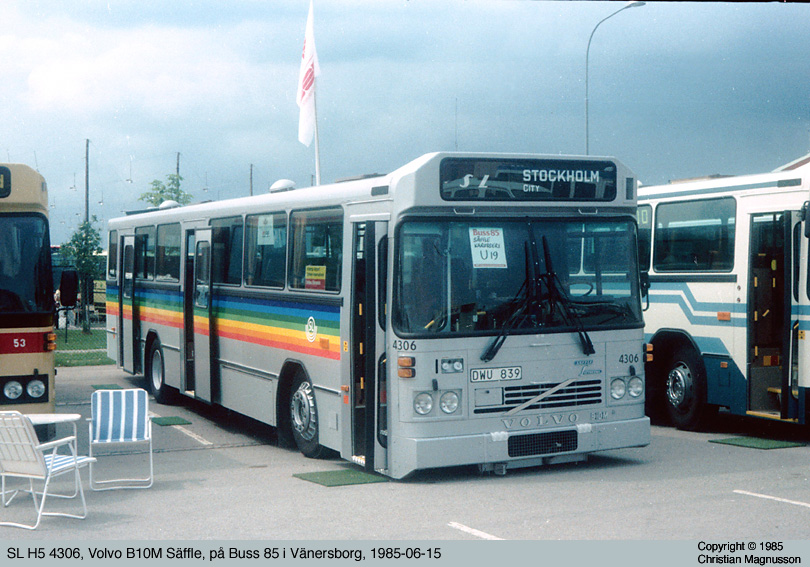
[305,317,318,343]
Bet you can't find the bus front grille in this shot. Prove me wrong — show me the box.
[473,379,602,414]
[508,430,578,457]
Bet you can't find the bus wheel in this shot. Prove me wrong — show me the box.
[147,339,174,405]
[289,372,326,458]
[664,347,713,430]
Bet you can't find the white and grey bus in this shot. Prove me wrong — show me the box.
[639,155,810,429]
[106,152,649,478]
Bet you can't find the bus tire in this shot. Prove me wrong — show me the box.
[289,371,327,458]
[664,347,715,430]
[147,339,175,405]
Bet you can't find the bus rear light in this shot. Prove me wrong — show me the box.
[44,332,57,351]
[398,368,415,378]
[645,343,653,363]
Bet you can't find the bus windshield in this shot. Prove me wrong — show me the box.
[394,217,642,336]
[0,214,53,314]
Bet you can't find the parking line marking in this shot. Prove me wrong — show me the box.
[734,490,810,509]
[447,522,503,540]
[149,411,213,446]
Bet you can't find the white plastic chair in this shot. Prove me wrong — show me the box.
[88,388,153,490]
[0,411,95,530]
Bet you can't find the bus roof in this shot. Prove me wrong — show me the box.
[109,151,632,228]
[639,161,809,202]
[0,163,48,213]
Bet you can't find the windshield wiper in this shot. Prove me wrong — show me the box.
[480,242,536,362]
[480,236,597,362]
[539,236,595,356]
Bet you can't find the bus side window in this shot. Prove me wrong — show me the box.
[211,217,243,285]
[289,208,343,292]
[637,204,652,271]
[108,230,118,279]
[245,212,286,288]
[156,223,181,281]
[135,226,156,279]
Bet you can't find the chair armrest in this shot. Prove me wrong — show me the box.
[36,435,76,452]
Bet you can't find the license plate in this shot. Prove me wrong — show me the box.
[470,366,522,382]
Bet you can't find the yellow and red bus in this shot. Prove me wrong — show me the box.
[0,164,57,414]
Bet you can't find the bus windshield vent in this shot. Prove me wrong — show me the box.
[508,430,578,458]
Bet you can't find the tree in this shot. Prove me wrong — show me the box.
[139,173,192,207]
[61,217,103,333]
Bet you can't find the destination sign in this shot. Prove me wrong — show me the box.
[439,157,617,202]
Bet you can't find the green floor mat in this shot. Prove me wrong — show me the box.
[91,384,123,390]
[710,437,805,450]
[151,416,192,426]
[293,469,388,487]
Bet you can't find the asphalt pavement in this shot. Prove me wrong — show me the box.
[1,364,809,542]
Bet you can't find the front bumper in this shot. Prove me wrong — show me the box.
[388,416,650,479]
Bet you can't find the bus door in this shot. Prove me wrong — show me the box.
[747,211,801,420]
[189,229,215,403]
[350,220,388,472]
[119,235,140,374]
[799,205,810,422]
[788,209,807,421]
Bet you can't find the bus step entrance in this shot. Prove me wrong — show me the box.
[745,410,798,423]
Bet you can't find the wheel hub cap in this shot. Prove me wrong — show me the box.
[291,382,317,441]
[666,363,692,408]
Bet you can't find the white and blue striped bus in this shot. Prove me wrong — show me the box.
[106,152,649,478]
[639,155,810,429]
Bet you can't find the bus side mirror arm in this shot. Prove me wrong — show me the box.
[640,271,650,311]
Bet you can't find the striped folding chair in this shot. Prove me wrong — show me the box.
[88,388,153,490]
[0,411,95,530]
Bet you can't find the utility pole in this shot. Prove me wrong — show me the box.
[85,139,89,223]
[82,138,90,331]
[250,164,254,196]
[176,152,181,177]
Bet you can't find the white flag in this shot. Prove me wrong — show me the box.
[297,0,320,147]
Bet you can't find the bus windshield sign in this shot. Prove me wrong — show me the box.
[440,157,617,202]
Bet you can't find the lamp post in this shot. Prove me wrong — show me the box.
[585,1,645,155]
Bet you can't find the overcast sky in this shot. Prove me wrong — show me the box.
[2,1,808,245]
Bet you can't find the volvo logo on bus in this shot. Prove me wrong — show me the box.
[501,413,579,430]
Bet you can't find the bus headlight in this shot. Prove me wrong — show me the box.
[440,391,459,414]
[4,381,23,400]
[27,379,46,399]
[627,377,644,398]
[610,378,626,400]
[414,393,433,415]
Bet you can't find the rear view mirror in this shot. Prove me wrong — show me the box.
[58,269,79,307]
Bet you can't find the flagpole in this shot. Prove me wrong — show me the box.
[313,78,321,186]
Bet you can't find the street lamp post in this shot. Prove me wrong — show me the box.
[585,1,645,155]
